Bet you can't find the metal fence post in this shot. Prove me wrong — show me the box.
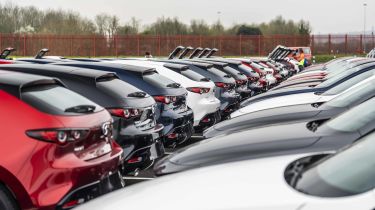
[93,36,96,57]
[345,34,348,54]
[115,35,118,57]
[137,35,140,56]
[70,36,73,56]
[311,35,315,54]
[360,34,363,53]
[258,35,261,56]
[158,35,161,56]
[328,34,331,54]
[23,35,26,56]
[239,35,242,56]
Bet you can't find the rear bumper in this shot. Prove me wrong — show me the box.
[55,172,124,210]
[159,108,194,148]
[188,95,220,127]
[194,110,221,132]
[116,123,165,175]
[28,142,123,210]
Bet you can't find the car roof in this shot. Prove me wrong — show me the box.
[190,59,228,67]
[200,58,242,65]
[0,70,63,98]
[0,64,119,82]
[54,61,156,73]
[162,60,214,69]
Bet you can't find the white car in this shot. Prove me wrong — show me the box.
[75,130,375,210]
[232,73,375,118]
[105,59,221,129]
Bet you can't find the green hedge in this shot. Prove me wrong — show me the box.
[313,54,365,64]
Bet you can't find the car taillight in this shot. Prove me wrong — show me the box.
[215,82,230,88]
[186,87,210,94]
[26,129,90,145]
[107,108,142,119]
[153,96,177,104]
[236,80,247,85]
[247,76,257,81]
[258,78,267,85]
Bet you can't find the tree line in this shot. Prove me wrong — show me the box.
[0,2,311,37]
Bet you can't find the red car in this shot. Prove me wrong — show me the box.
[0,71,123,210]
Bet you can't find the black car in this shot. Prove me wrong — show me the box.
[0,64,164,175]
[159,59,240,119]
[204,76,375,138]
[53,62,194,148]
[241,61,375,107]
[154,97,375,175]
[191,59,251,99]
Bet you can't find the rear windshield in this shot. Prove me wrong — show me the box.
[22,84,103,115]
[143,71,178,88]
[180,69,207,81]
[96,77,147,98]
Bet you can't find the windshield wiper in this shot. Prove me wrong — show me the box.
[286,161,305,187]
[65,105,96,113]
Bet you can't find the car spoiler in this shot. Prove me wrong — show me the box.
[163,63,190,71]
[189,47,203,59]
[206,48,218,58]
[178,46,194,59]
[168,46,185,60]
[0,47,16,59]
[35,48,50,59]
[198,48,211,58]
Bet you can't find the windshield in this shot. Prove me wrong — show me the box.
[324,79,375,108]
[296,131,375,197]
[322,97,375,132]
[322,69,375,95]
[22,84,103,115]
[143,71,178,88]
[316,65,374,88]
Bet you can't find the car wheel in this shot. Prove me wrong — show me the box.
[0,184,19,210]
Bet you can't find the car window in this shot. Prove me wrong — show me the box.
[324,79,375,108]
[96,76,146,98]
[323,98,375,132]
[322,70,375,95]
[143,71,177,88]
[22,84,103,115]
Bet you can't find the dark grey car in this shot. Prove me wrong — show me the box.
[154,97,375,176]
[204,76,375,138]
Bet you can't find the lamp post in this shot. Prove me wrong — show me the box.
[364,2,367,53]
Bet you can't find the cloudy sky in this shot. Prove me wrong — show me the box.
[2,0,374,34]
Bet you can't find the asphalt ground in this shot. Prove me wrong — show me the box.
[124,134,205,186]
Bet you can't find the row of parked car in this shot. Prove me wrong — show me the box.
[73,56,375,209]
[0,46,302,210]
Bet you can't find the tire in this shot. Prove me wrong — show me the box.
[0,184,19,210]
